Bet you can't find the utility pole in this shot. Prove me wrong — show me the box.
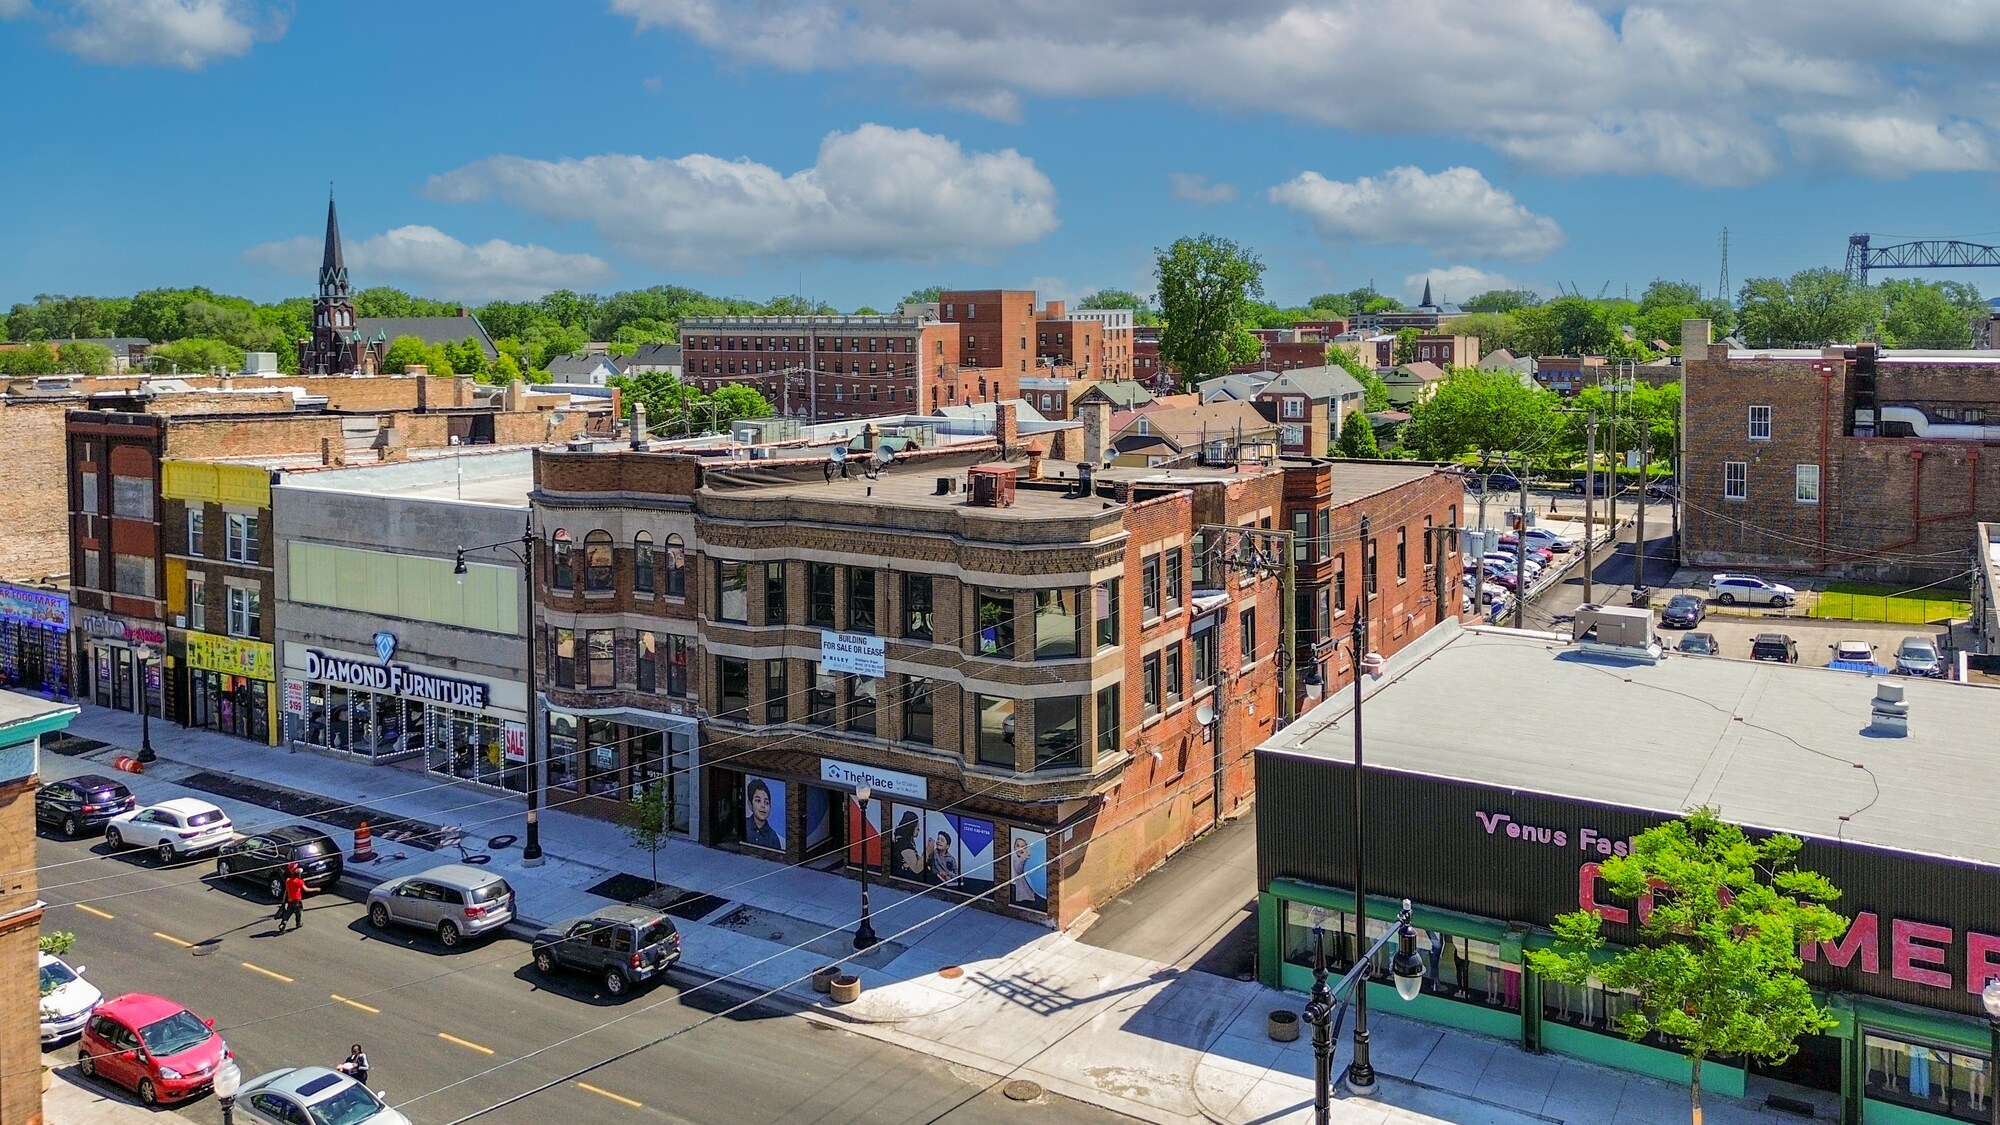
[1513,454,1529,629]
[1606,375,1621,531]
[1634,421,1651,593]
[1347,513,1373,1094]
[1583,411,1597,606]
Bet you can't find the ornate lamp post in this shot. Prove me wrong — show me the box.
[1302,899,1426,1122]
[853,783,879,950]
[133,643,157,763]
[213,1058,242,1124]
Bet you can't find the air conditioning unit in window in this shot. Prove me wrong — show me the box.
[174,615,186,628]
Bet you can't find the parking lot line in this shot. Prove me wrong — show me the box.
[576,1082,643,1108]
[241,961,293,983]
[330,994,380,1014]
[73,904,114,920]
[438,1032,494,1055]
[152,931,193,948]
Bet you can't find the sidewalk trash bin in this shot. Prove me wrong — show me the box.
[1268,1010,1300,1042]
[812,965,841,994]
[830,973,863,1004]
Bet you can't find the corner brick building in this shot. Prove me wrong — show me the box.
[1681,319,2000,583]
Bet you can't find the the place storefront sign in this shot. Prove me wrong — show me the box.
[301,647,490,710]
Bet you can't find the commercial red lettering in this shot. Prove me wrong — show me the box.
[1965,931,2000,997]
[1580,862,1627,925]
[1801,911,1879,973]
[1892,919,1953,989]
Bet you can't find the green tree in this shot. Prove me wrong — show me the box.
[1393,327,1422,364]
[899,285,947,307]
[356,287,458,319]
[1450,311,1523,355]
[1737,268,1874,347]
[1877,278,1983,348]
[1305,292,1353,316]
[1332,412,1380,457]
[1518,296,1618,355]
[708,383,774,426]
[1079,288,1162,326]
[486,351,524,385]
[1402,366,1558,464]
[57,341,113,375]
[1527,808,1847,1125]
[38,931,74,957]
[379,335,433,374]
[0,342,60,375]
[1461,288,1539,313]
[7,294,127,341]
[1325,346,1390,411]
[624,781,674,893]
[851,306,882,316]
[610,369,699,423]
[1155,234,1266,384]
[144,338,242,374]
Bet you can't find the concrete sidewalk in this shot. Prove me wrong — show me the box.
[41,1057,200,1125]
[43,705,1821,1125]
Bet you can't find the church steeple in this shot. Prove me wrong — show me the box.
[318,192,350,299]
[1419,278,1434,309]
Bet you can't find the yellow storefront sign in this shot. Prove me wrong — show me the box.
[184,632,275,680]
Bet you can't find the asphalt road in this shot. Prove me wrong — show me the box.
[35,828,1132,1125]
[1074,813,1257,978]
[1518,495,1681,632]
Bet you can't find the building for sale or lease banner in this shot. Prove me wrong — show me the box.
[1256,622,2000,1125]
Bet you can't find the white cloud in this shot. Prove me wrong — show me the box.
[1168,172,1238,206]
[16,0,288,69]
[609,0,2000,184]
[425,124,1058,270]
[1401,266,1532,305]
[1270,166,1564,260]
[240,226,613,302]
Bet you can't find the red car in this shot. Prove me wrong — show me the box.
[77,993,229,1106]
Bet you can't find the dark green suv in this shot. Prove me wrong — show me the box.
[531,906,681,996]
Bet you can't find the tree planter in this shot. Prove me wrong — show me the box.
[811,965,842,994]
[1268,1009,1301,1042]
[829,973,863,1004]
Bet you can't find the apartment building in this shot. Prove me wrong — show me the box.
[680,313,964,421]
[1681,319,2000,583]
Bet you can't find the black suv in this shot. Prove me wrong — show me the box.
[531,906,682,996]
[35,774,135,838]
[1750,633,1800,663]
[215,826,346,899]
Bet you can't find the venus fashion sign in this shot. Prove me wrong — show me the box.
[302,647,490,710]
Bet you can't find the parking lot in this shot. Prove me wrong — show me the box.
[1655,612,1935,668]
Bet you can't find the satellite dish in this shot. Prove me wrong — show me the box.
[873,443,897,468]
[1195,702,1216,726]
[829,445,848,463]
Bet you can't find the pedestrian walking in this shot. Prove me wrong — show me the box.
[337,1044,369,1086]
[277,864,306,933]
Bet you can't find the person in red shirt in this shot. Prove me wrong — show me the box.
[277,864,306,933]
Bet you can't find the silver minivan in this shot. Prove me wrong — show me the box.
[366,863,515,947]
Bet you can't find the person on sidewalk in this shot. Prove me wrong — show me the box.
[277,864,306,933]
[337,1044,369,1087]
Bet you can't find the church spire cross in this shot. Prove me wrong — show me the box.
[319,193,349,297]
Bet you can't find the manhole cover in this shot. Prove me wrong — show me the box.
[1002,1080,1043,1101]
[938,965,964,979]
[191,940,222,957]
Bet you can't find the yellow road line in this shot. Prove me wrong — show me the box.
[152,932,192,948]
[330,994,380,1015]
[73,904,114,920]
[437,1032,494,1055]
[576,1082,643,1109]
[241,962,293,983]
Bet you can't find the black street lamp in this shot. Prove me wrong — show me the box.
[1982,978,2000,1125]
[213,1058,242,1124]
[1304,899,1426,1123]
[134,643,157,763]
[853,783,879,950]
[456,516,544,865]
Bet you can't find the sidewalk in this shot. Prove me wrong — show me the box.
[43,705,1821,1125]
[41,1057,199,1125]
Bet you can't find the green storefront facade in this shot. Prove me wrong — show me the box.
[1257,754,2000,1125]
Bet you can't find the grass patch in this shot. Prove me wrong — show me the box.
[1810,582,1969,624]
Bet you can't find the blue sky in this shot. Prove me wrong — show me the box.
[3,0,1998,312]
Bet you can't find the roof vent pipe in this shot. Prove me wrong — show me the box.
[1869,682,1908,737]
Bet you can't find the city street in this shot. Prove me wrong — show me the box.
[34,829,1130,1125]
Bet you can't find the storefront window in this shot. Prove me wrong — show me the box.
[903,677,933,745]
[879,803,996,895]
[1034,590,1080,659]
[976,695,1015,767]
[1544,971,1658,1047]
[584,719,622,796]
[547,712,579,789]
[1865,1033,1988,1122]
[975,590,1014,658]
[1034,696,1082,770]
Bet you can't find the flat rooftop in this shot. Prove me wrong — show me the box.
[1263,624,2000,869]
[272,448,535,507]
[1329,462,1448,505]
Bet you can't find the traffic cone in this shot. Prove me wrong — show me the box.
[113,755,144,774]
[352,820,376,863]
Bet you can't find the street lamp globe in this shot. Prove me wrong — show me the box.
[1982,977,2000,1021]
[213,1058,241,1100]
[855,783,871,804]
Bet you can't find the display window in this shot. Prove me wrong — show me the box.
[1865,1032,1990,1122]
[858,801,997,896]
[1280,901,1520,1015]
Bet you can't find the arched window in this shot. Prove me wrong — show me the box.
[583,530,614,592]
[664,534,686,598]
[634,532,656,595]
[551,529,573,590]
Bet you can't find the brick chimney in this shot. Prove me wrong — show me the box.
[1080,400,1111,466]
[1025,440,1045,480]
[995,401,1018,455]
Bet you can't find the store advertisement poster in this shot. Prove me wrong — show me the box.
[948,813,996,891]
[804,787,831,852]
[1005,829,1049,912]
[742,774,785,851]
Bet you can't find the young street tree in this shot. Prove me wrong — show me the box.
[1527,808,1848,1125]
[1154,234,1265,385]
[624,781,674,894]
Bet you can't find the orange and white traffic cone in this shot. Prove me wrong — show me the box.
[352,820,376,863]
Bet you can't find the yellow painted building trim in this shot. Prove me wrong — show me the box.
[183,631,276,679]
[160,460,271,507]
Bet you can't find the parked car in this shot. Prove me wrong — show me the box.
[1519,528,1573,553]
[36,774,135,839]
[531,906,683,996]
[39,953,101,1044]
[1497,537,1556,565]
[1707,573,1797,607]
[1832,640,1876,664]
[216,826,345,899]
[1468,472,1522,493]
[1645,480,1678,500]
[1482,567,1519,591]
[1660,594,1705,628]
[237,1066,407,1125]
[1676,632,1719,656]
[1894,636,1944,677]
[105,799,232,863]
[1569,476,1620,495]
[368,863,516,948]
[77,993,228,1106]
[1750,633,1800,663]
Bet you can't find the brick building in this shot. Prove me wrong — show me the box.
[1,689,78,1125]
[680,313,964,421]
[1681,319,2000,583]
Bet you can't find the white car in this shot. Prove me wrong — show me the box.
[1706,573,1796,607]
[237,1066,407,1125]
[38,953,100,1043]
[105,798,233,863]
[1519,528,1572,553]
